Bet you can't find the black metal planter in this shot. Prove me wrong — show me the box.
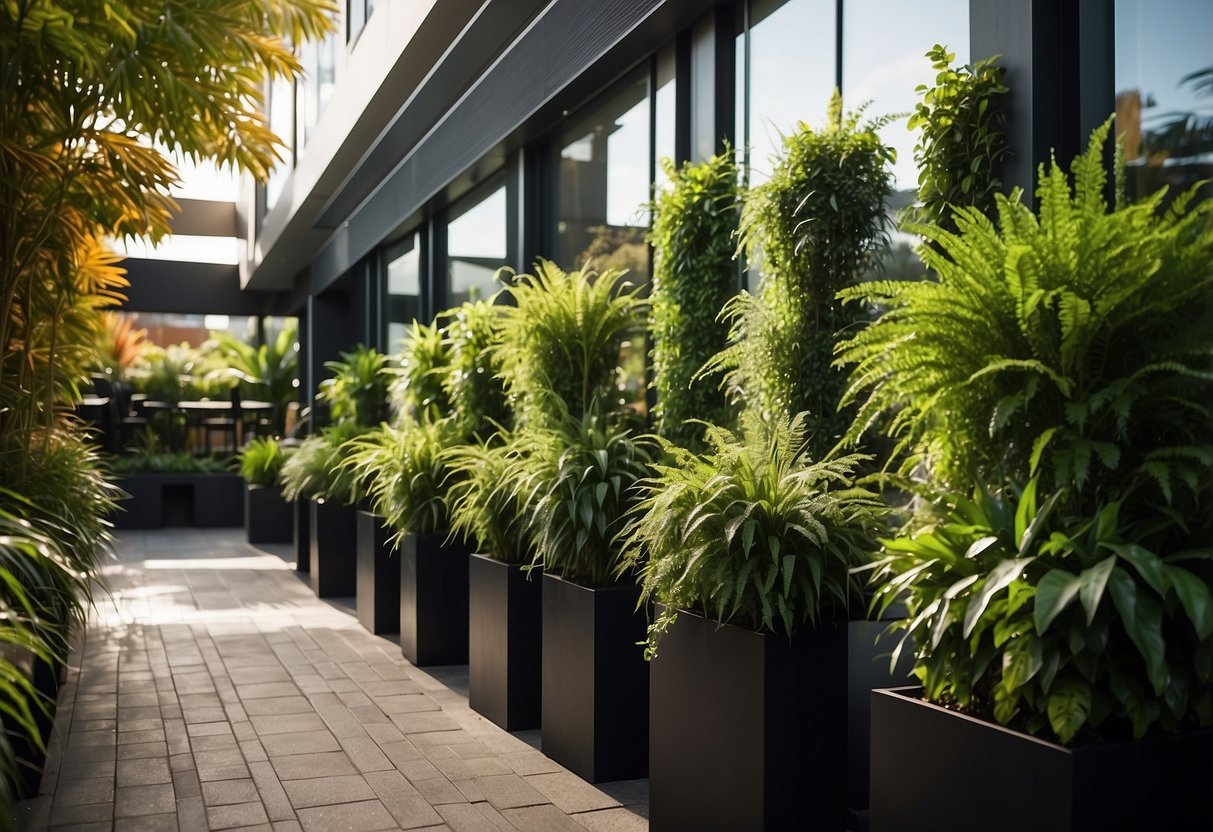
[356,511,399,635]
[293,499,310,573]
[468,555,542,731]
[244,484,293,543]
[541,574,648,783]
[113,473,243,529]
[869,687,1213,832]
[649,608,848,831]
[308,499,357,597]
[399,532,470,666]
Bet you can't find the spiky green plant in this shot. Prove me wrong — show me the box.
[495,261,647,429]
[278,423,366,504]
[620,411,884,657]
[206,321,299,434]
[708,92,895,453]
[390,320,451,426]
[443,436,529,564]
[865,477,1213,744]
[319,344,390,427]
[238,437,289,486]
[342,420,456,542]
[648,150,741,448]
[442,301,509,440]
[837,119,1213,520]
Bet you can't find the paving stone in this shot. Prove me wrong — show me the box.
[116,757,172,788]
[412,777,469,806]
[296,799,397,832]
[436,802,518,832]
[50,801,112,826]
[171,765,201,798]
[117,740,168,760]
[207,800,269,830]
[475,773,549,810]
[114,784,177,817]
[237,682,302,700]
[112,811,178,831]
[500,805,586,832]
[242,697,313,716]
[270,752,358,780]
[250,713,327,736]
[260,730,341,757]
[248,760,296,822]
[201,777,260,805]
[525,772,619,814]
[572,807,649,832]
[195,748,250,782]
[390,712,462,735]
[282,774,376,808]
[54,776,114,807]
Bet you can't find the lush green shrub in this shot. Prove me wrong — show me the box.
[710,92,895,452]
[319,344,390,427]
[621,412,884,657]
[238,437,288,486]
[648,150,741,448]
[206,321,299,434]
[496,261,646,429]
[511,408,655,587]
[442,300,510,440]
[111,452,229,475]
[908,45,1010,232]
[444,436,529,564]
[343,420,455,541]
[838,120,1213,515]
[278,423,366,504]
[390,320,450,426]
[867,477,1213,744]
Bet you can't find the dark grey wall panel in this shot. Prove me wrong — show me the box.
[312,0,719,292]
[170,199,239,238]
[122,259,268,316]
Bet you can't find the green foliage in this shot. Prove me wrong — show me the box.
[319,344,390,427]
[711,92,895,452]
[867,478,1213,744]
[238,438,288,486]
[838,120,1213,517]
[496,261,647,429]
[648,150,741,448]
[206,321,300,434]
[907,45,1010,231]
[343,420,457,541]
[621,412,884,657]
[390,320,451,425]
[442,301,510,440]
[111,452,229,475]
[278,423,366,504]
[444,436,529,565]
[510,408,655,587]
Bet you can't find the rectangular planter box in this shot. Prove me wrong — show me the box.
[468,554,542,731]
[112,473,243,529]
[357,511,400,635]
[309,499,357,597]
[293,499,310,573]
[541,574,648,783]
[649,608,847,831]
[245,484,293,543]
[870,687,1213,832]
[399,532,471,666]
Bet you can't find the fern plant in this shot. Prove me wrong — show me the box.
[838,119,1213,519]
[866,477,1213,744]
[390,319,451,426]
[238,437,288,486]
[510,408,655,587]
[319,344,390,427]
[620,411,884,657]
[342,420,456,543]
[908,45,1010,231]
[443,436,529,564]
[710,91,895,453]
[648,150,741,448]
[496,261,647,429]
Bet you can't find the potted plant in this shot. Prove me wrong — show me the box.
[239,437,293,543]
[110,428,241,529]
[838,122,1213,831]
[621,413,884,830]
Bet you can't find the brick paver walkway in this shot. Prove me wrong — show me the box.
[24,529,648,831]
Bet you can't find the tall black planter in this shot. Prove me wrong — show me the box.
[399,532,470,666]
[308,499,357,597]
[649,608,847,831]
[245,484,293,543]
[541,574,648,783]
[468,555,542,731]
[293,499,310,573]
[356,511,399,635]
[870,687,1213,832]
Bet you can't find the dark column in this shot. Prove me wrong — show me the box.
[689,3,737,163]
[307,284,356,427]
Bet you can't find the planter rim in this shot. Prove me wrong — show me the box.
[245,482,281,491]
[542,571,637,593]
[877,686,1213,755]
[470,552,535,569]
[658,603,848,638]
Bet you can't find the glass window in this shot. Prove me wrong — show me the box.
[385,233,422,351]
[1115,0,1213,201]
[297,32,337,155]
[842,0,968,280]
[553,68,652,283]
[738,0,837,184]
[266,75,294,210]
[654,46,678,185]
[447,184,508,306]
